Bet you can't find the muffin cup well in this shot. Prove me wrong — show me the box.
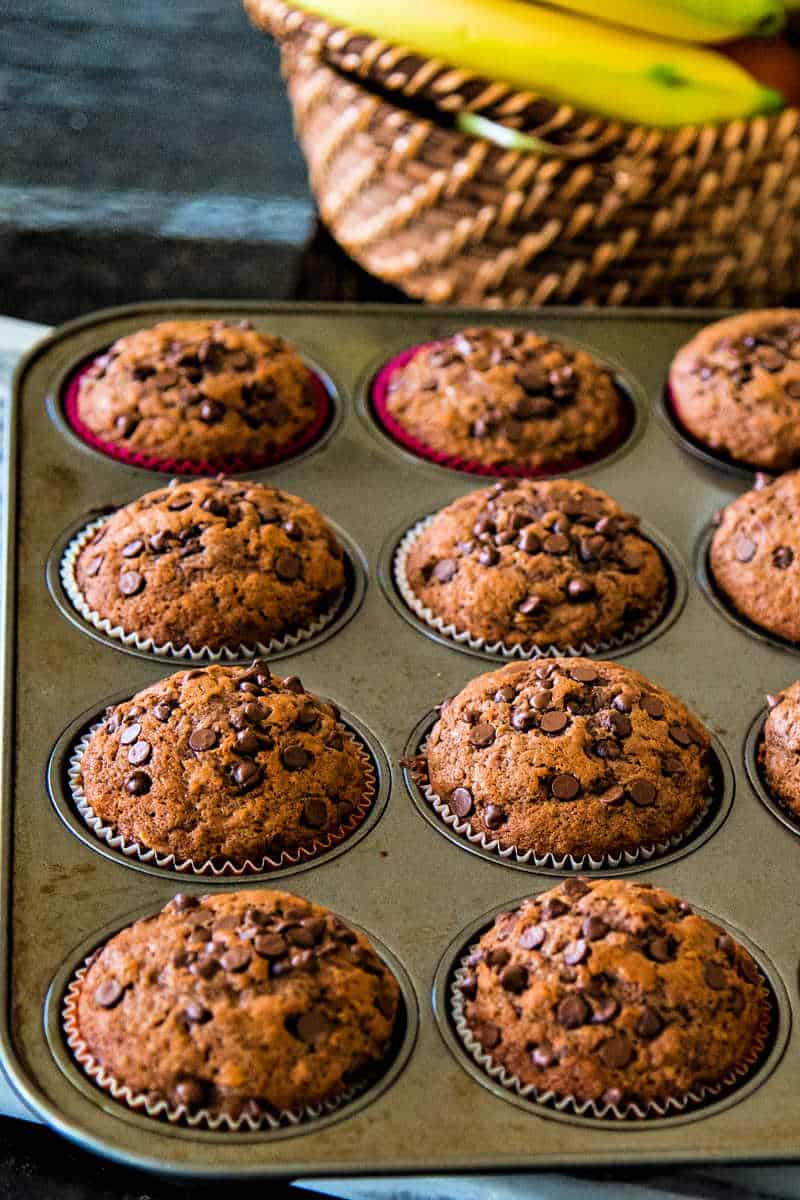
[406,720,730,875]
[60,515,348,663]
[371,344,636,479]
[744,708,800,841]
[67,719,377,876]
[448,942,774,1122]
[62,959,366,1132]
[660,381,769,482]
[392,515,674,662]
[63,357,333,476]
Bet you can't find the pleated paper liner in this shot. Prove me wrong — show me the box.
[60,514,347,663]
[393,514,672,661]
[63,355,334,476]
[744,708,800,841]
[448,940,774,1123]
[370,342,636,479]
[67,718,377,876]
[62,958,370,1132]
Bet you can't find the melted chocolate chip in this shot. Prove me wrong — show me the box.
[450,787,473,818]
[94,980,124,1008]
[557,995,590,1028]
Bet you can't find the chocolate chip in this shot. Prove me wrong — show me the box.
[531,1041,557,1068]
[242,702,267,723]
[184,1001,212,1025]
[121,539,144,558]
[148,530,174,554]
[283,675,305,694]
[303,797,328,828]
[704,962,727,990]
[518,594,542,616]
[669,724,692,747]
[201,497,229,517]
[544,533,570,555]
[541,897,568,920]
[627,778,657,807]
[484,804,505,829]
[220,946,251,973]
[757,346,785,371]
[487,946,510,969]
[450,787,473,818]
[127,740,151,765]
[120,722,141,745]
[190,957,220,980]
[598,1035,633,1069]
[773,545,794,569]
[519,924,545,950]
[85,554,104,576]
[567,578,595,601]
[189,727,217,752]
[557,995,590,1028]
[233,729,260,755]
[296,1010,333,1044]
[516,364,548,393]
[281,744,312,770]
[563,939,589,966]
[540,711,569,734]
[786,381,800,400]
[501,963,528,993]
[125,771,151,795]
[254,933,287,958]
[469,722,496,749]
[511,709,535,731]
[592,996,619,1024]
[478,546,499,567]
[494,685,516,703]
[459,974,477,1000]
[613,690,635,714]
[119,571,144,596]
[562,878,590,898]
[153,702,173,723]
[646,936,673,963]
[198,399,224,423]
[532,690,552,710]
[518,530,542,555]
[480,1022,501,1050]
[275,552,301,582]
[432,558,456,583]
[282,520,304,542]
[640,695,664,719]
[583,916,609,941]
[94,980,124,1008]
[735,536,757,563]
[608,713,632,738]
[230,760,262,790]
[637,1007,663,1038]
[551,773,580,800]
[571,666,599,684]
[167,495,192,511]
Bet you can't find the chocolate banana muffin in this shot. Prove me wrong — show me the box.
[759,683,800,819]
[669,309,800,470]
[458,878,769,1111]
[72,889,400,1120]
[384,327,624,471]
[402,480,667,651]
[709,469,800,643]
[78,663,369,865]
[76,319,318,463]
[73,477,345,651]
[416,658,711,861]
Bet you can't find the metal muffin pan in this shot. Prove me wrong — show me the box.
[3,301,800,1177]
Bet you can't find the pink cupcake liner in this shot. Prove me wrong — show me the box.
[371,342,634,478]
[67,719,376,875]
[450,943,772,1121]
[63,356,332,476]
[62,961,364,1131]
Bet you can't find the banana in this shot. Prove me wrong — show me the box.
[536,0,785,44]
[300,0,784,125]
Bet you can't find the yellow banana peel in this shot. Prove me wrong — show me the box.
[538,0,784,44]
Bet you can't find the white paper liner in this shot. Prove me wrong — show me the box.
[449,943,772,1121]
[61,515,347,662]
[420,775,711,871]
[62,961,366,1131]
[68,718,376,875]
[394,515,668,659]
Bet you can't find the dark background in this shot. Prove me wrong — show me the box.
[0,0,399,327]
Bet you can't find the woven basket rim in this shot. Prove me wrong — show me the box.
[247,0,800,146]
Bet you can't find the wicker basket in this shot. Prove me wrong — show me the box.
[247,0,800,306]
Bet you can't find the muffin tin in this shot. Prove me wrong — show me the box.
[3,301,800,1177]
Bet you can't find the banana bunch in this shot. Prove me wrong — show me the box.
[300,0,792,126]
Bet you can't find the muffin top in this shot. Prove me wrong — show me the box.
[416,658,711,860]
[459,878,768,1109]
[74,477,345,651]
[384,327,623,470]
[759,682,800,818]
[75,889,400,1118]
[77,319,318,462]
[403,480,667,651]
[80,663,368,865]
[710,469,800,643]
[669,309,800,471]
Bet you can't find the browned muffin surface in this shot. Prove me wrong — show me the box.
[385,327,623,469]
[78,319,316,461]
[670,309,800,470]
[75,477,345,650]
[710,470,800,643]
[404,480,667,650]
[80,663,367,864]
[460,878,769,1108]
[76,889,400,1117]
[760,682,800,818]
[418,658,711,860]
